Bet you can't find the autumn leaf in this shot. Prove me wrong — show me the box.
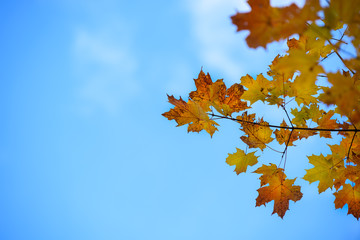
[334,184,360,220]
[319,72,360,124]
[189,70,248,116]
[253,163,280,186]
[237,114,274,150]
[222,83,249,115]
[255,165,303,218]
[231,0,320,48]
[189,70,226,110]
[291,104,323,127]
[226,148,258,174]
[162,95,219,136]
[275,50,323,105]
[240,74,272,105]
[303,154,344,193]
[274,120,298,146]
[316,110,338,138]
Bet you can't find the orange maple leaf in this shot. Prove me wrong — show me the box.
[334,184,360,220]
[240,74,272,105]
[162,95,219,136]
[274,120,299,146]
[254,165,303,218]
[316,110,338,138]
[231,0,320,48]
[319,72,360,124]
[190,70,248,116]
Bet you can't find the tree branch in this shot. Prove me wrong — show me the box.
[209,113,358,132]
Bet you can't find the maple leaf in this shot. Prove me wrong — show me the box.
[162,95,219,136]
[316,110,338,138]
[287,29,333,59]
[319,72,360,124]
[327,143,348,190]
[226,148,258,174]
[291,104,323,127]
[334,184,360,220]
[240,74,273,104]
[303,154,344,193]
[231,0,320,48]
[189,70,248,116]
[254,165,303,218]
[324,0,360,31]
[274,120,299,146]
[253,163,280,186]
[275,50,323,105]
[237,113,274,150]
[189,70,226,110]
[222,83,249,115]
[268,55,295,84]
[345,165,360,185]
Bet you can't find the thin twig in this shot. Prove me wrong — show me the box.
[279,129,294,170]
[282,105,294,128]
[346,132,358,162]
[320,51,335,62]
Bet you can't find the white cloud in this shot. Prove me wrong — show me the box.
[73,29,140,115]
[186,0,250,82]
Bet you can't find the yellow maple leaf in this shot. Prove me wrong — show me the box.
[303,154,344,193]
[291,104,323,127]
[319,72,360,124]
[226,148,258,174]
[237,113,274,150]
[241,74,272,105]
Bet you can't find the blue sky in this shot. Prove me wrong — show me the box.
[1,0,359,239]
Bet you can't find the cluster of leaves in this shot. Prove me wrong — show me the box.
[163,0,360,219]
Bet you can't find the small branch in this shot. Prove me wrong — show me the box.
[284,98,295,106]
[339,26,348,42]
[320,51,335,62]
[282,105,294,128]
[346,131,358,162]
[331,38,347,44]
[333,50,355,75]
[279,129,294,169]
